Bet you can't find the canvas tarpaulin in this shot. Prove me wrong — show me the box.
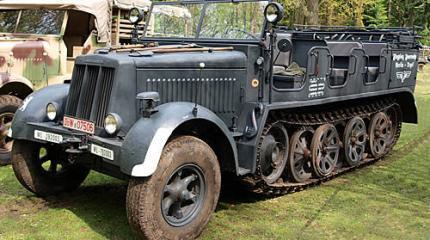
[0,0,151,42]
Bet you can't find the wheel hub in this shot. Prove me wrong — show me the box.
[161,164,205,227]
[168,174,197,201]
[0,113,14,154]
[303,148,311,159]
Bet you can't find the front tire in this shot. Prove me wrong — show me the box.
[0,95,22,166]
[126,136,221,240]
[11,140,90,197]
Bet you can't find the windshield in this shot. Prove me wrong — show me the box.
[146,1,268,40]
[0,9,64,35]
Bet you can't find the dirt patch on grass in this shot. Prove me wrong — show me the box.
[0,197,48,219]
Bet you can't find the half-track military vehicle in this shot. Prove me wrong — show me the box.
[10,0,420,239]
[0,0,150,164]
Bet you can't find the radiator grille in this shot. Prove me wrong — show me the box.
[64,65,85,115]
[93,68,115,127]
[76,66,99,119]
[64,65,115,128]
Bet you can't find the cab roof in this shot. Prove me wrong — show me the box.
[0,0,151,42]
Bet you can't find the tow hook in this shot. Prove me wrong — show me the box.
[64,137,88,154]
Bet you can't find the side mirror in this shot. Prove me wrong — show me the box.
[137,92,160,118]
[264,2,284,25]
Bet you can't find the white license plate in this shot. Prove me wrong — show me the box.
[34,130,63,144]
[90,144,114,161]
[63,116,95,135]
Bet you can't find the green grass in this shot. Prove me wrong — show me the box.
[0,66,429,240]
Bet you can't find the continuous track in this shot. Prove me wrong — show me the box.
[243,97,403,195]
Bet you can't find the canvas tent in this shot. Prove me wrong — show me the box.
[0,0,151,42]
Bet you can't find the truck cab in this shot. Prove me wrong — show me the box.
[0,0,151,164]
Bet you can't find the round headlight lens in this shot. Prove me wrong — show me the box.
[264,3,284,24]
[129,7,143,24]
[104,113,122,135]
[46,103,57,121]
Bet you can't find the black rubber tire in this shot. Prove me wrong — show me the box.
[11,140,90,197]
[126,136,221,240]
[0,95,22,166]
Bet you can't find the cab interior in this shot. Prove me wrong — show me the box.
[273,30,387,90]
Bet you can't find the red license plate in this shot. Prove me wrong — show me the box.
[63,116,95,135]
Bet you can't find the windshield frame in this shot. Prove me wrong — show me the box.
[143,0,270,42]
[0,9,67,37]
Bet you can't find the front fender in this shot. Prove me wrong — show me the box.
[0,73,34,89]
[121,102,238,177]
[0,74,34,99]
[11,84,69,140]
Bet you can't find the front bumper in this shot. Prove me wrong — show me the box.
[16,121,124,167]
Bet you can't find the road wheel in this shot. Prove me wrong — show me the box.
[126,136,221,240]
[288,128,314,183]
[11,140,90,197]
[368,112,393,158]
[343,117,367,166]
[311,124,341,178]
[0,95,22,166]
[258,122,289,184]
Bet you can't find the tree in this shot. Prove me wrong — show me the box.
[352,0,366,27]
[364,0,389,27]
[277,0,429,44]
[306,0,319,25]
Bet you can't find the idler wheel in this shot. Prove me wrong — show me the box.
[288,128,314,183]
[259,123,289,184]
[369,112,393,158]
[343,117,367,166]
[385,105,402,149]
[311,124,341,177]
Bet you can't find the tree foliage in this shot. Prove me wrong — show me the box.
[278,0,430,44]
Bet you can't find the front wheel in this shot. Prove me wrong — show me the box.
[126,136,221,240]
[0,95,22,166]
[11,140,90,197]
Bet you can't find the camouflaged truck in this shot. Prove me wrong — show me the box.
[0,0,151,164]
[10,0,420,239]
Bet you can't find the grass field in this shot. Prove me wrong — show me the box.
[0,66,429,240]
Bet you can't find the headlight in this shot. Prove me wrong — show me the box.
[264,2,284,24]
[129,7,144,24]
[46,102,58,121]
[104,113,122,135]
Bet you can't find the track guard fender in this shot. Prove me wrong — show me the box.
[121,102,238,177]
[11,84,69,140]
[394,90,418,124]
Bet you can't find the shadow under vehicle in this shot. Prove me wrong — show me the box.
[10,0,420,239]
[0,0,151,164]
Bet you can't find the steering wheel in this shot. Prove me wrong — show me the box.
[224,28,258,40]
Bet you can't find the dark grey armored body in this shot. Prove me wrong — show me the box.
[10,1,420,239]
